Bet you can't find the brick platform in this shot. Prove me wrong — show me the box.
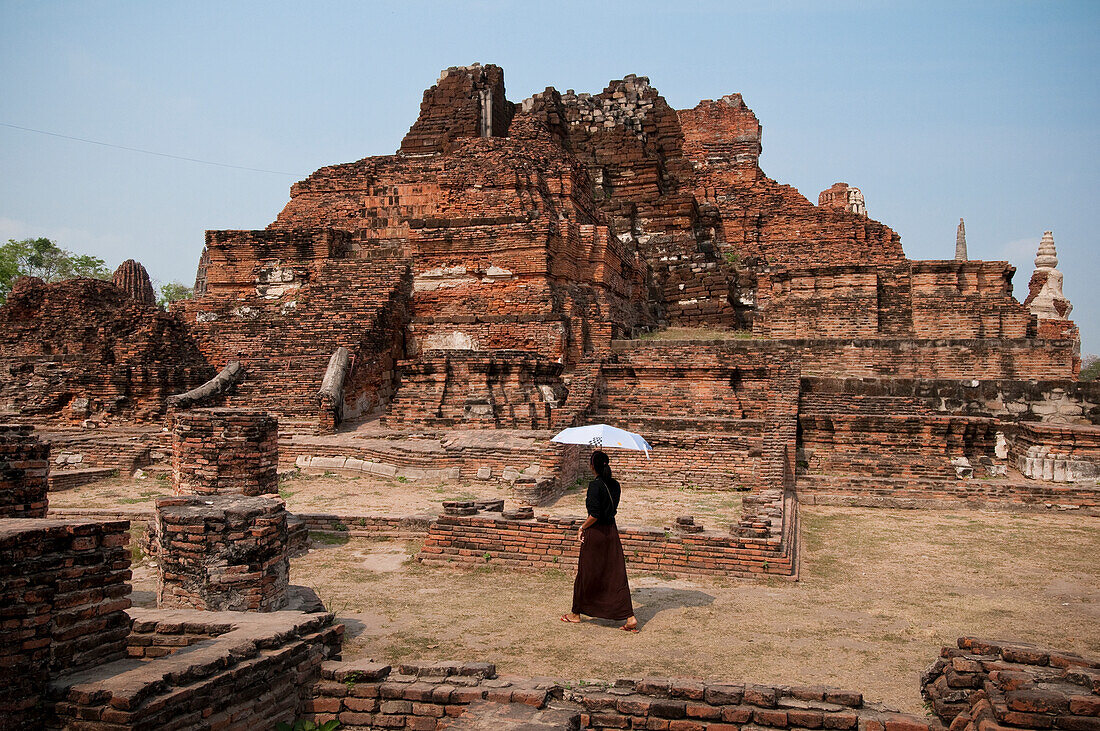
[152,494,290,611]
[0,424,49,518]
[172,407,278,496]
[50,608,343,730]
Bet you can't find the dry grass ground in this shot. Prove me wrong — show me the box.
[123,504,1098,715]
[79,471,1096,714]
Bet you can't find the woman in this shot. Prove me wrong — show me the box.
[561,450,639,632]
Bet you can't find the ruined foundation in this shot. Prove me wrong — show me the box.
[0,518,132,729]
[0,424,49,518]
[171,407,278,496]
[152,494,290,611]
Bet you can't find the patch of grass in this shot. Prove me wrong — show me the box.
[310,531,350,546]
[129,525,146,565]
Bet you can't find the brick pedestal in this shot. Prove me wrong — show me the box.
[0,424,49,518]
[153,495,289,611]
[172,408,278,496]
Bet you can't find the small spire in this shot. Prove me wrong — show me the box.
[954,218,968,261]
[1034,230,1058,269]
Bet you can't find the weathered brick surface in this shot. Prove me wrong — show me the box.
[171,407,278,496]
[110,259,156,307]
[0,518,131,730]
[1008,422,1100,483]
[152,494,290,611]
[0,424,49,518]
[922,638,1099,730]
[417,491,798,579]
[304,660,941,731]
[50,608,343,730]
[175,230,411,428]
[0,276,210,422]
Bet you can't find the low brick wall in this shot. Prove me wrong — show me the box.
[50,608,343,730]
[172,407,278,496]
[922,637,1099,731]
[797,475,1100,513]
[152,494,290,611]
[418,490,798,578]
[305,659,943,731]
[0,424,49,518]
[0,518,131,729]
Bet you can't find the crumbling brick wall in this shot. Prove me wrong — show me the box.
[383,350,565,429]
[0,424,48,518]
[305,659,940,731]
[0,276,210,422]
[176,229,413,426]
[0,518,131,730]
[922,637,1099,731]
[52,608,343,730]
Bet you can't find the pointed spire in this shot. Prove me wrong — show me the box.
[1025,230,1073,321]
[954,218,968,261]
[1034,230,1058,269]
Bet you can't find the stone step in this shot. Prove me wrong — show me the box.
[47,467,117,491]
[442,699,581,730]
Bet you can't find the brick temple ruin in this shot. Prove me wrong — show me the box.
[0,64,1098,729]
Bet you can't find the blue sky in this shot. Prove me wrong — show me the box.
[2,1,1097,354]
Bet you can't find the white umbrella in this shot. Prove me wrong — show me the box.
[550,423,652,459]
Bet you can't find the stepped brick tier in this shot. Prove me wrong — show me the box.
[50,609,343,731]
[0,518,132,729]
[418,488,798,579]
[151,494,290,611]
[0,424,49,518]
[171,407,278,496]
[0,61,1093,516]
[921,637,1100,731]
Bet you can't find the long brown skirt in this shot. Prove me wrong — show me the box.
[572,522,634,621]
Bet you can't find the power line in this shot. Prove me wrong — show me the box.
[0,121,301,176]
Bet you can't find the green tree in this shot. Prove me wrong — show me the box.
[157,281,194,309]
[0,238,111,304]
[1081,354,1100,382]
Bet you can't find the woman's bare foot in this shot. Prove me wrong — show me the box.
[560,613,582,623]
[620,616,639,632]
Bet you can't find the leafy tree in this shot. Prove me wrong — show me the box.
[0,238,112,304]
[1081,354,1100,382]
[157,281,194,309]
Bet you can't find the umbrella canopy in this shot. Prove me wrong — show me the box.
[550,423,652,458]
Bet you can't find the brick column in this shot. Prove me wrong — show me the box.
[172,408,278,496]
[153,495,290,611]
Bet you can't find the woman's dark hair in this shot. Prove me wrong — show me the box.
[591,450,613,481]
